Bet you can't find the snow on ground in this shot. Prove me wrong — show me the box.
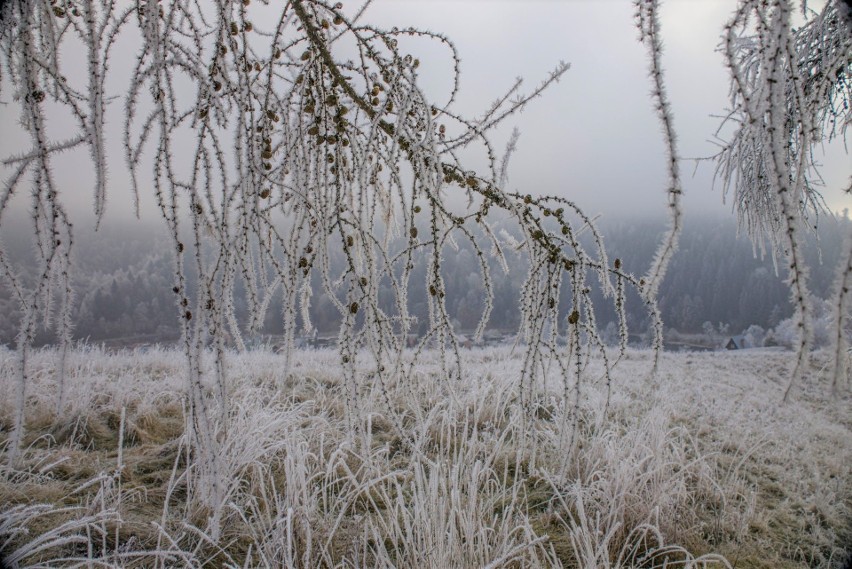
[0,345,849,568]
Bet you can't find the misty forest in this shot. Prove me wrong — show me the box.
[1,214,850,350]
[0,0,851,568]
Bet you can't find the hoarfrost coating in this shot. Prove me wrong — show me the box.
[0,1,850,564]
[0,345,849,566]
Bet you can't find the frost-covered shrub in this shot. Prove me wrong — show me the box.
[742,324,767,348]
[771,297,850,350]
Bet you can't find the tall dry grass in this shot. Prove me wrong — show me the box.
[1,345,849,568]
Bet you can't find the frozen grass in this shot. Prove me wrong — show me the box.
[0,345,850,568]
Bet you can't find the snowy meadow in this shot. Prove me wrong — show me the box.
[1,345,849,568]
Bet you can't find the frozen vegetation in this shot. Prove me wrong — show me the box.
[1,345,849,568]
[1,1,849,567]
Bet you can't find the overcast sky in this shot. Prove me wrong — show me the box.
[0,0,849,227]
[364,0,850,219]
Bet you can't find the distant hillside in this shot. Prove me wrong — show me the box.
[0,212,849,346]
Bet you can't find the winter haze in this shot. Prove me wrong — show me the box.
[1,0,849,224]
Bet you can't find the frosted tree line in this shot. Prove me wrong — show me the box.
[3,214,848,348]
[0,0,849,484]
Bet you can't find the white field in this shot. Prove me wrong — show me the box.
[0,345,850,568]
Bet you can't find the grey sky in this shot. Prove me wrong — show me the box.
[0,0,849,227]
[365,0,850,218]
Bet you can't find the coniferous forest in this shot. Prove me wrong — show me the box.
[1,212,848,347]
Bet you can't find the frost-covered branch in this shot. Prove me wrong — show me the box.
[715,0,852,397]
[0,1,655,492]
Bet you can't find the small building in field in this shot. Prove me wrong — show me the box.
[725,335,747,350]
